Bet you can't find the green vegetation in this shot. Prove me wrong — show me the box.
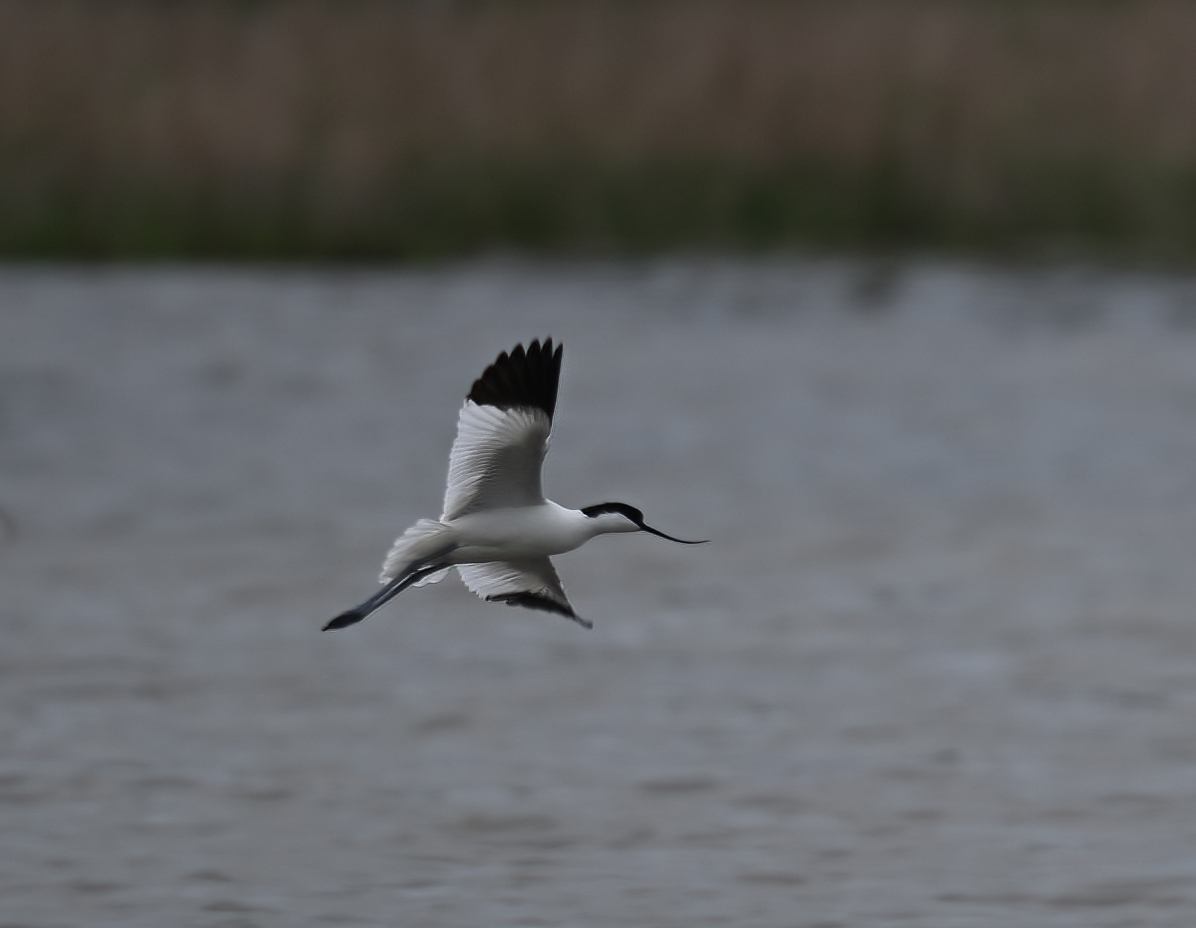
[10,157,1196,262]
[4,1,1196,260]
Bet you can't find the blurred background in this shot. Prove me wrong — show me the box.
[6,3,1196,928]
[6,0,1196,260]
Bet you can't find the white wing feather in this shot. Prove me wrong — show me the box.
[441,403,551,521]
[457,559,574,614]
[412,567,451,588]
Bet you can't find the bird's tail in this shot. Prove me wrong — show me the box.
[380,519,452,582]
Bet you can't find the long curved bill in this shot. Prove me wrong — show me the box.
[639,523,709,545]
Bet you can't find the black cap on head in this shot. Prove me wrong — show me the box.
[581,502,643,522]
[581,502,707,544]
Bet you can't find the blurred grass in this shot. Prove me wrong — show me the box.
[4,1,1196,260]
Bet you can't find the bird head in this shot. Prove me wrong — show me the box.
[580,502,708,544]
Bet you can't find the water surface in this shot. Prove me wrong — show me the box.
[3,260,1196,926]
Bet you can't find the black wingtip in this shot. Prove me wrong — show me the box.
[486,590,590,628]
[467,338,563,419]
[323,609,365,631]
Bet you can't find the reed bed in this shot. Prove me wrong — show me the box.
[4,0,1196,259]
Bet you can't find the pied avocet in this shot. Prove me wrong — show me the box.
[326,339,706,631]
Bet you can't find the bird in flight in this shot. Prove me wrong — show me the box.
[326,339,706,631]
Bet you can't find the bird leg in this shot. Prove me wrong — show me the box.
[324,545,456,630]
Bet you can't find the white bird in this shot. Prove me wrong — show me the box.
[326,339,706,631]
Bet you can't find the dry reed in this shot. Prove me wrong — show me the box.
[4,0,1196,257]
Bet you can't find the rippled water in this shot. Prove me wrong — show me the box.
[3,260,1196,927]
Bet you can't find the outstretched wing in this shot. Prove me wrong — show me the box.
[441,339,564,521]
[457,559,591,628]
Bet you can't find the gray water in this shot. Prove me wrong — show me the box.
[3,260,1196,927]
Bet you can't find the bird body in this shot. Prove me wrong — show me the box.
[441,502,628,563]
[326,339,704,632]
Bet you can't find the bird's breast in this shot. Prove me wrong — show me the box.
[445,505,590,562]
